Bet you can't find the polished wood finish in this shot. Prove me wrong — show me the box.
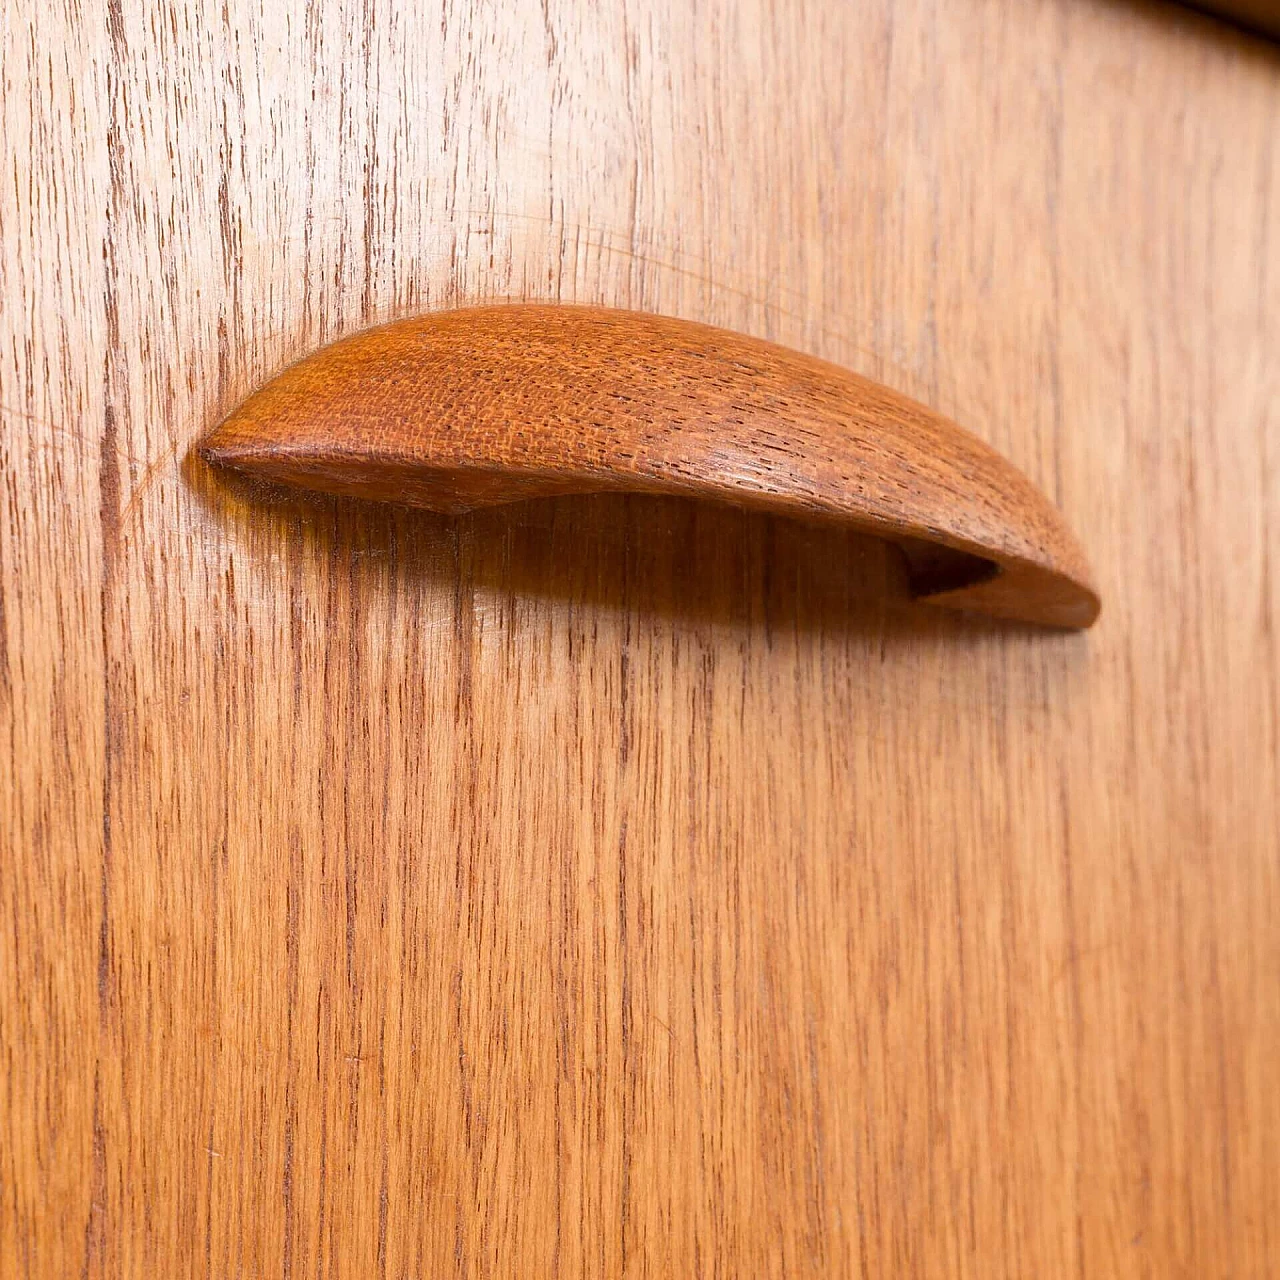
[202,305,1099,627]
[3,0,1278,1276]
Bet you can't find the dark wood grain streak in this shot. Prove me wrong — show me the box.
[200,306,1099,627]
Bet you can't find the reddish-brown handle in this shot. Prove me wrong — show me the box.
[200,305,1100,628]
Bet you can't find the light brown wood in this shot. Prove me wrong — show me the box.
[201,305,1100,627]
[3,0,1278,1276]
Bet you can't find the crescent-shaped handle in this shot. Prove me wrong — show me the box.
[200,305,1099,629]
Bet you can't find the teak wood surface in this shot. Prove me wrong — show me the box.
[201,305,1100,627]
[2,1,1278,1276]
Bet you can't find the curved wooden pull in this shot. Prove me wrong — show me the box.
[200,305,1099,628]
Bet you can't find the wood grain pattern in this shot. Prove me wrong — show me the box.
[2,0,1278,1276]
[200,305,1100,627]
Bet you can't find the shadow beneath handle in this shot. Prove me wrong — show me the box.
[185,448,1068,647]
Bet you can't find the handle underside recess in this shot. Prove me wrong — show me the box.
[200,305,1100,629]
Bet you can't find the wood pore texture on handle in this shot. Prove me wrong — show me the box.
[200,306,1100,628]
[3,0,1279,1277]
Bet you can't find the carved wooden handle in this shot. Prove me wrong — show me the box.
[200,305,1099,628]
